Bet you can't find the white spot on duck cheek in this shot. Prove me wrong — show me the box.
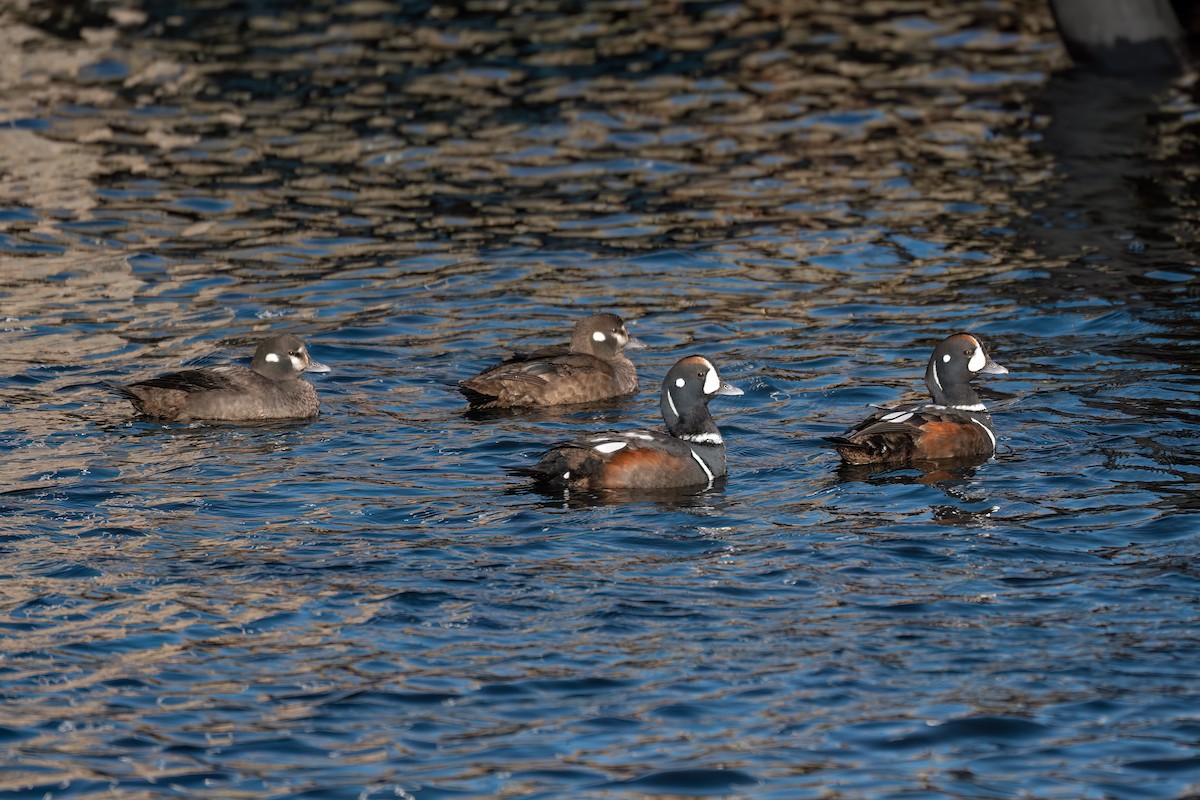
[968,346,986,373]
[592,331,607,342]
[703,368,719,395]
[675,377,685,388]
[594,441,627,454]
[562,471,571,480]
[942,354,951,363]
[265,353,280,363]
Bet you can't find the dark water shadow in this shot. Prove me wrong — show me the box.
[96,415,323,437]
[507,476,730,511]
[1008,67,1199,307]
[833,458,987,487]
[460,393,645,425]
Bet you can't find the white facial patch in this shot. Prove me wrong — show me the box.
[967,345,986,373]
[594,441,627,454]
[675,377,686,388]
[703,367,720,395]
[265,353,280,363]
[592,331,607,342]
[942,354,951,363]
[290,355,306,371]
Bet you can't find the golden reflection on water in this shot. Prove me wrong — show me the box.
[0,0,1069,269]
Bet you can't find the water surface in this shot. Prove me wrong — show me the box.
[2,1,1200,798]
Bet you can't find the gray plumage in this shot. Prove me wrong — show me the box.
[116,334,329,422]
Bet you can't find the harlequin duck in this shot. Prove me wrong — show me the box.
[522,355,743,490]
[828,333,1008,465]
[116,334,330,422]
[460,313,645,408]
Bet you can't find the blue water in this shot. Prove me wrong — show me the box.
[2,1,1200,798]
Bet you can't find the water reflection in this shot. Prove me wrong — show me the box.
[1,0,1075,264]
[512,479,732,511]
[835,457,987,485]
[461,393,643,425]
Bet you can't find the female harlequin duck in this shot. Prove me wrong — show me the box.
[522,355,743,490]
[117,334,330,422]
[828,333,1008,465]
[460,313,645,409]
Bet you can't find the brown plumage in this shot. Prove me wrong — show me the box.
[116,334,330,422]
[460,313,644,408]
[830,409,998,465]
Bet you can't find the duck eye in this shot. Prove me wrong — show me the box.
[962,349,971,356]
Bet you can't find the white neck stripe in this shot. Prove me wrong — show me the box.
[680,432,723,445]
[665,389,678,419]
[971,417,997,449]
[925,402,988,413]
[931,363,942,391]
[689,448,715,484]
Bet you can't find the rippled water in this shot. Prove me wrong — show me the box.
[3,0,1200,798]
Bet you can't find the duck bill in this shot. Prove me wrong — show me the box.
[305,360,332,374]
[979,358,1007,375]
[713,380,743,397]
[623,335,648,350]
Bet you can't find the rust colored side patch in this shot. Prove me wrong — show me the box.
[917,420,991,460]
[593,447,690,489]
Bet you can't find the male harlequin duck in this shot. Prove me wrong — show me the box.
[827,333,1008,465]
[460,313,645,408]
[116,334,330,422]
[522,355,743,490]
